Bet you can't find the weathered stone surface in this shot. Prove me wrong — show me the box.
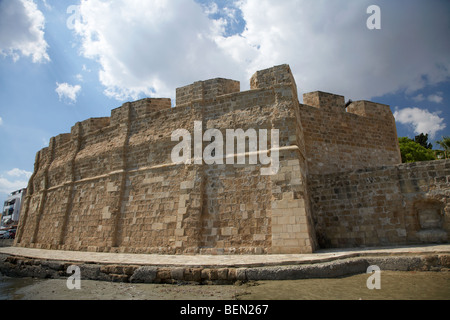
[0,253,449,284]
[13,64,448,255]
[129,266,158,283]
[309,161,449,249]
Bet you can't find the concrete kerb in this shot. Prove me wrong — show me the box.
[0,245,449,284]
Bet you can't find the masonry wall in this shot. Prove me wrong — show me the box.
[309,160,450,248]
[15,65,316,254]
[15,64,444,255]
[300,92,401,175]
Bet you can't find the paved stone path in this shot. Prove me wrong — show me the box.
[1,244,449,267]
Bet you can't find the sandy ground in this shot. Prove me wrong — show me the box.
[11,278,250,300]
[5,271,449,300]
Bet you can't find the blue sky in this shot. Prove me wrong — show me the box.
[0,0,449,205]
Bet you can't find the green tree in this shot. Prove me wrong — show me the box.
[414,133,432,149]
[398,137,435,163]
[436,136,450,159]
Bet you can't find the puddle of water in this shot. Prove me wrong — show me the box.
[0,275,42,300]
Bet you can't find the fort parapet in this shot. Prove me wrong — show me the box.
[15,64,449,254]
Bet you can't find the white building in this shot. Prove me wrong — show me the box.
[2,188,26,227]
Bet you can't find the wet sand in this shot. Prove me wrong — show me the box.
[1,275,243,300]
[239,271,450,300]
[2,271,449,300]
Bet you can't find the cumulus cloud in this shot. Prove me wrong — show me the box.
[394,107,446,139]
[70,0,450,103]
[55,82,82,103]
[0,168,32,195]
[73,0,241,101]
[0,0,49,63]
[217,0,450,99]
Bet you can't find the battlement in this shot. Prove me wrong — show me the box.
[111,98,172,125]
[250,64,297,89]
[347,100,393,119]
[303,91,346,112]
[250,64,298,101]
[176,78,240,107]
[302,91,394,122]
[175,64,299,108]
[70,117,111,136]
[129,97,172,114]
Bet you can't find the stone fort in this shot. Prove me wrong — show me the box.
[15,65,449,254]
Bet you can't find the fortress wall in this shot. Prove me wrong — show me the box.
[58,100,184,252]
[309,160,450,248]
[75,126,125,178]
[198,88,287,253]
[201,164,272,254]
[300,93,401,175]
[16,64,432,255]
[16,66,317,254]
[47,137,73,187]
[30,135,76,248]
[197,95,276,254]
[16,150,44,245]
[117,165,196,254]
[194,68,316,254]
[114,104,205,254]
[61,176,118,251]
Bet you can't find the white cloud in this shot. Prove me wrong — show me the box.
[71,0,450,103]
[427,93,443,104]
[0,169,32,195]
[203,2,219,15]
[6,168,32,179]
[0,117,3,126]
[55,82,82,103]
[394,107,446,139]
[412,92,443,104]
[73,0,241,101]
[0,0,49,63]
[41,0,52,11]
[0,178,29,195]
[217,0,450,99]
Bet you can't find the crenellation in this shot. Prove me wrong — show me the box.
[303,91,346,112]
[250,64,296,90]
[250,64,298,103]
[78,117,111,136]
[347,100,393,119]
[176,78,240,107]
[15,64,448,254]
[129,98,172,115]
